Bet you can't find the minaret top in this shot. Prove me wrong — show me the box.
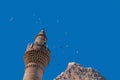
[24,28,50,66]
[37,28,47,40]
[37,28,46,36]
[34,29,47,45]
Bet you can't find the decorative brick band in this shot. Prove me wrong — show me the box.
[26,63,44,70]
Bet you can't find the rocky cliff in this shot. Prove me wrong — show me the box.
[55,62,105,80]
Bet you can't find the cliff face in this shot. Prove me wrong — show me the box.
[55,62,105,80]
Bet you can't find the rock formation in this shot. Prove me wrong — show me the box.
[55,62,105,80]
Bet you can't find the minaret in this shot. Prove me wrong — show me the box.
[23,29,50,80]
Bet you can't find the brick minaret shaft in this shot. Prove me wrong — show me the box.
[23,29,50,80]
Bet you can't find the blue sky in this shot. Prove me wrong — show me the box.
[0,0,120,80]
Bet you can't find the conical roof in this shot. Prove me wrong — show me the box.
[36,29,47,40]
